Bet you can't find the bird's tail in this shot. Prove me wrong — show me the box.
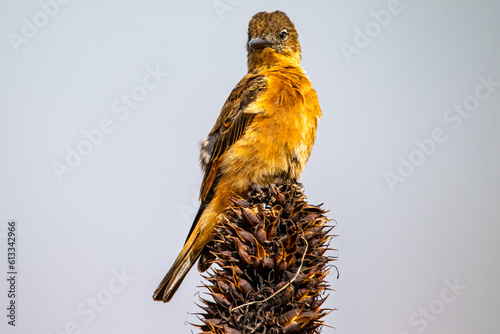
[153,200,219,302]
[153,184,225,302]
[152,234,203,302]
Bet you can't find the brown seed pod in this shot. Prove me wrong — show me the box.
[195,180,336,334]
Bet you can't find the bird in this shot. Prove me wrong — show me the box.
[153,10,322,303]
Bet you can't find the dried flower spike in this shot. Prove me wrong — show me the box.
[195,180,336,334]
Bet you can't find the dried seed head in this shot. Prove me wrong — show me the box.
[195,180,336,333]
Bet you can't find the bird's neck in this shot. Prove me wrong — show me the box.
[247,49,302,73]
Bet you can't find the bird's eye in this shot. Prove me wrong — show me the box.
[279,29,288,40]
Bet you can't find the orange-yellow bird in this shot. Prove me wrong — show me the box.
[153,10,322,302]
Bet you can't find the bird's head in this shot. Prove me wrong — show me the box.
[246,11,301,72]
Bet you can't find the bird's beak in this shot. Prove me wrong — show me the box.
[248,37,273,50]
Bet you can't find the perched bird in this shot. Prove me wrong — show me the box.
[153,10,322,303]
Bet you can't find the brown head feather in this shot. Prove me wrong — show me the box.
[247,11,301,72]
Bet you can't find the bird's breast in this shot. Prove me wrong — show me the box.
[220,70,321,192]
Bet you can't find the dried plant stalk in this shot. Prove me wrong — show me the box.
[194,180,336,334]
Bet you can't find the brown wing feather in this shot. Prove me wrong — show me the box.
[199,158,221,203]
[200,74,267,201]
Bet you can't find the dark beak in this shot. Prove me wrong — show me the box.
[247,37,273,50]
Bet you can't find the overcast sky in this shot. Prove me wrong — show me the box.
[1,1,500,333]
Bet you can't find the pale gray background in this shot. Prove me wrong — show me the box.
[1,1,499,333]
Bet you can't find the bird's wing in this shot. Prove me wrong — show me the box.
[183,74,267,245]
[199,73,267,202]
